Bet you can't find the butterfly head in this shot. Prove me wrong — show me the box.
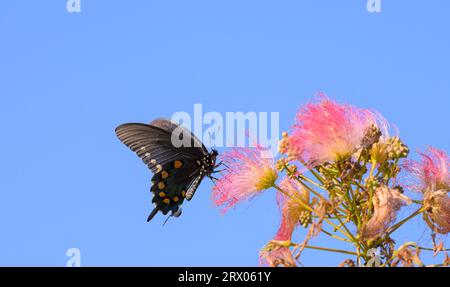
[211,148,218,161]
[210,149,219,168]
[202,149,218,176]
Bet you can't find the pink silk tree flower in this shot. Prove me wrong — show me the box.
[212,146,278,212]
[404,147,450,192]
[276,178,310,238]
[423,190,450,234]
[360,186,411,241]
[259,242,296,267]
[404,147,450,234]
[259,178,309,267]
[288,96,386,166]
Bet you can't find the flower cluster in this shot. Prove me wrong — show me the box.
[212,95,450,267]
[404,148,450,234]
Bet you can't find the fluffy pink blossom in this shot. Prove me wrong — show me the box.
[404,147,450,192]
[259,178,309,267]
[405,147,450,234]
[276,178,310,238]
[423,190,450,234]
[288,96,386,166]
[212,146,278,212]
[360,186,411,240]
[259,242,296,267]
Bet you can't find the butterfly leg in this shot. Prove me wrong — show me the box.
[214,161,229,169]
[208,175,220,181]
[162,215,171,226]
[217,161,230,170]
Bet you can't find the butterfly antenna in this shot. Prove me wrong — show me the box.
[208,130,213,148]
[162,215,171,226]
[212,125,222,148]
[207,125,222,149]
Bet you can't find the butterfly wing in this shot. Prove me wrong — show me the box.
[116,121,205,173]
[149,118,209,157]
[115,119,209,221]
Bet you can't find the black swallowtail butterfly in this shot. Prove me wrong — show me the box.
[115,118,218,222]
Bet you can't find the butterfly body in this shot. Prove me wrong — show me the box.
[115,119,217,222]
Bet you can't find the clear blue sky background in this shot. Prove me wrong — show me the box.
[0,1,449,266]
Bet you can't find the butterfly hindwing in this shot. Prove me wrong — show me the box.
[148,158,204,221]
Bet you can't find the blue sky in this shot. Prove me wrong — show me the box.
[0,1,449,266]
